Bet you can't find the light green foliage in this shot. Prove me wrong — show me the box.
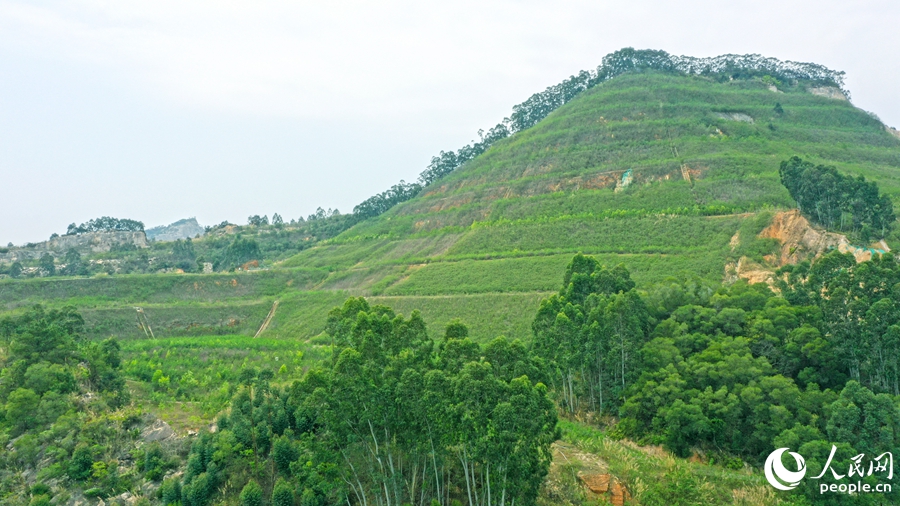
[120,334,326,415]
[557,421,777,506]
[370,292,547,343]
[0,305,142,502]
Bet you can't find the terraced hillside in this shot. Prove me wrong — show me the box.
[273,71,900,339]
[3,69,900,343]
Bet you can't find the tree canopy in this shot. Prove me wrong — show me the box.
[65,217,145,235]
[779,156,895,239]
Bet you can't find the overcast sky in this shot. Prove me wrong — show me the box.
[1,0,898,245]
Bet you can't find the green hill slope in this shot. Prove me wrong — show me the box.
[270,70,900,339]
[3,64,900,344]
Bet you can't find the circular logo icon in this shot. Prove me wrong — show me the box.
[765,448,807,490]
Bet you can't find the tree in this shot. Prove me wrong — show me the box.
[779,156,895,238]
[532,255,649,413]
[218,236,262,271]
[63,248,83,276]
[5,388,40,433]
[39,253,55,276]
[271,479,294,506]
[247,215,269,227]
[9,261,22,278]
[239,480,263,506]
[272,213,284,227]
[67,443,94,481]
[172,239,197,271]
[65,216,144,235]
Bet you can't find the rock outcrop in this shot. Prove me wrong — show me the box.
[807,86,849,101]
[759,210,888,265]
[0,231,148,263]
[146,217,205,242]
[726,210,891,285]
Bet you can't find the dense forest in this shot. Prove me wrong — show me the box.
[176,299,558,506]
[533,253,900,503]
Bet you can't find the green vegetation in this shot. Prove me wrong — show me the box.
[66,216,145,235]
[177,298,557,506]
[0,305,150,503]
[2,48,900,504]
[531,253,899,503]
[5,51,900,346]
[121,334,324,417]
[780,155,895,239]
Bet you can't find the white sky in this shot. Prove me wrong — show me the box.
[1,0,898,245]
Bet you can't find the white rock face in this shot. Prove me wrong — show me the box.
[807,86,849,101]
[0,231,148,262]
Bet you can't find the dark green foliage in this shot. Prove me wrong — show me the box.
[532,255,650,414]
[523,252,900,503]
[136,443,176,482]
[272,478,294,506]
[159,477,182,505]
[247,215,269,227]
[218,236,262,271]
[780,156,895,239]
[39,253,55,276]
[28,495,51,506]
[67,443,94,481]
[273,436,298,475]
[240,480,263,506]
[778,251,900,393]
[66,216,144,235]
[181,298,556,506]
[172,238,197,271]
[353,180,422,218]
[62,248,85,276]
[0,304,134,500]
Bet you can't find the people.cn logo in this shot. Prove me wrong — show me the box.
[765,448,808,490]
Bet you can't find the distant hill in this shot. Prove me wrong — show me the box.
[145,217,205,242]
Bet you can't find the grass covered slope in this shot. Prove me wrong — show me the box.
[4,70,900,344]
[272,71,900,339]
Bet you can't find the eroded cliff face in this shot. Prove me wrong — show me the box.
[0,231,148,262]
[725,210,891,285]
[760,210,888,265]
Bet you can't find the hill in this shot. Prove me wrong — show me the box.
[273,67,900,338]
[3,48,900,505]
[3,53,900,343]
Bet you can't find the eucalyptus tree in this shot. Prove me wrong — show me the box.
[532,254,650,414]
